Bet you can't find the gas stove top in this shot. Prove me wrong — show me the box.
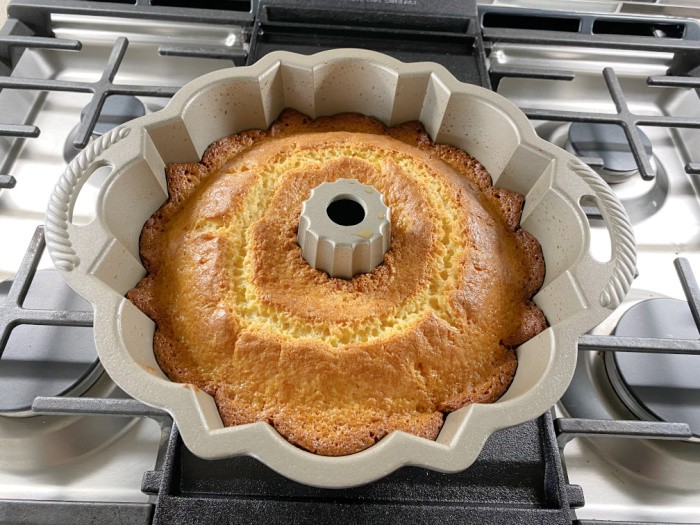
[0,1,699,524]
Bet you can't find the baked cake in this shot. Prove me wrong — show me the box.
[127,109,547,456]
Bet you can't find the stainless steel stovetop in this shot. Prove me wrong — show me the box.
[0,1,699,523]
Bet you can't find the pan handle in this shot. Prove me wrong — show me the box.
[45,126,131,272]
[568,157,637,310]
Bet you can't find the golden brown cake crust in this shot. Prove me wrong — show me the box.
[127,109,547,456]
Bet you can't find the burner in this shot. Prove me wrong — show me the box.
[0,270,101,417]
[605,298,700,437]
[535,121,668,224]
[63,95,146,162]
[560,291,700,492]
[567,122,654,184]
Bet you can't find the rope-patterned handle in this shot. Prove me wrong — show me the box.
[568,157,637,309]
[45,127,131,272]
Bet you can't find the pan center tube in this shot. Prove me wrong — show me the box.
[297,178,391,279]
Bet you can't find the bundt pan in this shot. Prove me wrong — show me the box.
[45,49,636,488]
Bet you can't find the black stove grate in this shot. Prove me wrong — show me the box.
[481,6,700,182]
[521,67,700,181]
[0,226,92,355]
[0,395,172,525]
[479,12,700,524]
[157,44,247,64]
[142,413,578,525]
[580,258,700,355]
[0,28,82,188]
[248,0,490,87]
[0,36,180,149]
[0,18,184,189]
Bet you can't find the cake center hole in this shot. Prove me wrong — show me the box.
[327,198,365,226]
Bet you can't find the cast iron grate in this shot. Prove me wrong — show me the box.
[0,32,83,188]
[481,16,700,524]
[16,395,171,525]
[0,37,180,149]
[522,67,700,181]
[0,226,92,355]
[140,412,579,525]
[481,6,700,182]
[157,44,247,64]
[580,258,700,355]
[0,227,156,524]
[17,397,693,525]
[0,31,184,191]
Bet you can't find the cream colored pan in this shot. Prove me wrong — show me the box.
[45,49,636,488]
